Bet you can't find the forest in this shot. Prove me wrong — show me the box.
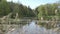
[0,0,60,34]
[0,0,36,18]
[35,3,60,20]
[0,0,60,20]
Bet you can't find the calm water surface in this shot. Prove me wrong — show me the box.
[6,21,60,34]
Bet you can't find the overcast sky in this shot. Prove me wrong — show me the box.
[7,0,59,9]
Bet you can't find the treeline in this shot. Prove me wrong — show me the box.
[0,0,36,18]
[0,0,60,20]
[35,3,60,20]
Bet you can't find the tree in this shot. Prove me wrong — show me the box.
[0,0,36,18]
[36,3,60,20]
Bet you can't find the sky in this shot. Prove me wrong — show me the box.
[7,0,59,9]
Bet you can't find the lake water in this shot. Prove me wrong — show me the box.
[6,21,60,34]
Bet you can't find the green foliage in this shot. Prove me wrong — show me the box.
[0,1,11,17]
[36,3,60,20]
[0,1,36,18]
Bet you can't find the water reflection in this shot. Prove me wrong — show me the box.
[6,21,60,34]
